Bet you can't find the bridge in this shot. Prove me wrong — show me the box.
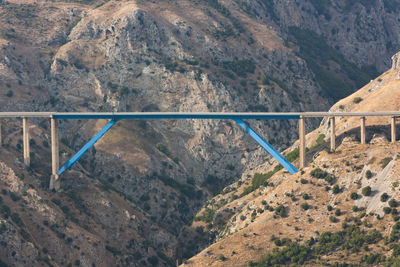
[0,111,399,190]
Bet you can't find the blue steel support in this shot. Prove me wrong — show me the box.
[57,119,119,175]
[233,119,298,174]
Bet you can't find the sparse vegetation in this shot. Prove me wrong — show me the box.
[380,157,392,168]
[310,168,335,184]
[250,224,383,266]
[350,192,359,200]
[365,170,373,179]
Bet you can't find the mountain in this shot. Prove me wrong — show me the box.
[183,52,400,266]
[0,0,400,265]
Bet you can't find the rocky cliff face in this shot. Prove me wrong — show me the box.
[1,0,400,266]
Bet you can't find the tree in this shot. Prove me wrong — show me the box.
[362,186,372,196]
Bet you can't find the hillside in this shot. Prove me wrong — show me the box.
[183,53,400,266]
[0,0,400,266]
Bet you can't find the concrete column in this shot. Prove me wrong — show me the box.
[360,117,366,144]
[22,117,30,167]
[299,115,306,169]
[330,117,335,151]
[49,117,60,191]
[0,122,2,146]
[391,116,396,143]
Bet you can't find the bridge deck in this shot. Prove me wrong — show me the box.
[0,111,400,119]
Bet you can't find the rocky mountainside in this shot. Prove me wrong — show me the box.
[0,0,400,266]
[184,53,400,266]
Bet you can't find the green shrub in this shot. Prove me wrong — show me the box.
[300,179,308,184]
[332,185,341,194]
[362,186,372,196]
[389,199,398,208]
[252,173,272,190]
[380,157,392,168]
[329,215,338,223]
[155,143,169,155]
[353,97,363,104]
[275,205,287,218]
[350,192,359,200]
[352,206,359,212]
[218,254,227,261]
[327,205,333,211]
[6,90,13,97]
[9,192,20,202]
[11,213,23,227]
[105,245,121,256]
[1,205,10,219]
[310,168,335,184]
[365,170,373,179]
[285,148,299,162]
[381,193,390,202]
[383,207,392,214]
[301,203,311,210]
[335,209,341,216]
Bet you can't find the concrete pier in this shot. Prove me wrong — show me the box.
[49,117,60,191]
[391,117,396,143]
[360,117,366,144]
[22,117,30,166]
[299,115,305,169]
[330,117,335,151]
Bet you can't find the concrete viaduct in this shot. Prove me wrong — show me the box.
[0,111,399,191]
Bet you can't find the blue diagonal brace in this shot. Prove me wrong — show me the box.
[57,119,119,175]
[233,119,298,174]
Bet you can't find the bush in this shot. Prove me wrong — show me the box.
[252,173,272,190]
[389,199,398,208]
[332,185,341,194]
[6,90,13,97]
[365,170,373,179]
[155,143,169,155]
[350,192,359,200]
[302,193,310,200]
[381,193,390,202]
[327,205,333,211]
[310,168,335,184]
[105,245,121,256]
[11,213,23,227]
[275,205,287,218]
[353,97,363,104]
[300,179,308,184]
[329,215,338,223]
[301,203,311,210]
[380,157,392,168]
[362,186,372,196]
[335,209,341,216]
[383,207,392,214]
